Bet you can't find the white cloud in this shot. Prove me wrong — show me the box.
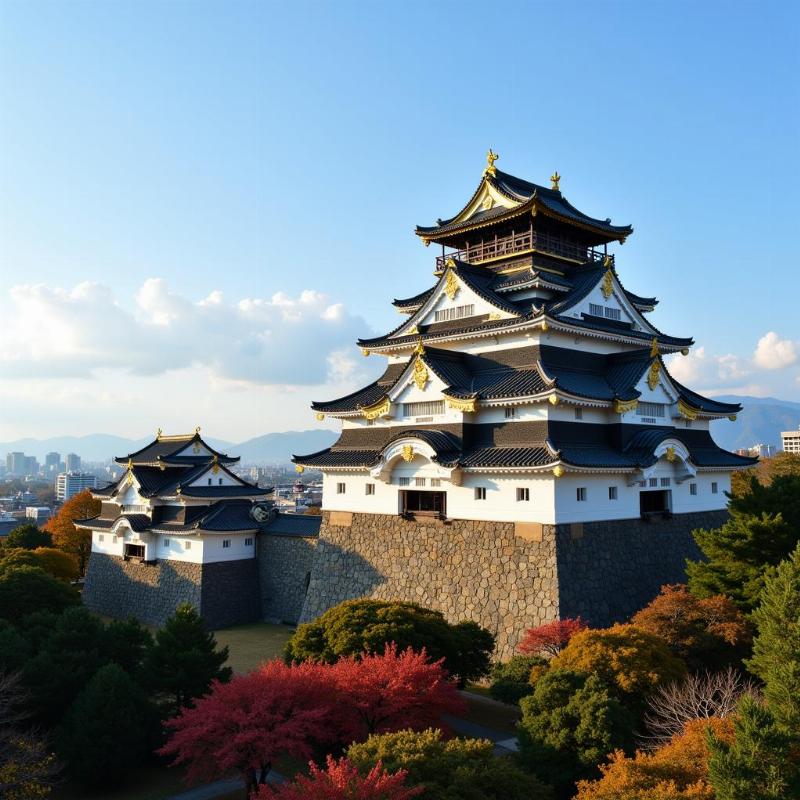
[1,278,371,386]
[753,331,799,370]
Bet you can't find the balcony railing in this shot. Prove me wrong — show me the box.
[435,227,612,272]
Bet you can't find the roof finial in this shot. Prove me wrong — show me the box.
[484,149,499,178]
[414,335,425,356]
[650,337,659,358]
[156,427,162,439]
[195,426,201,435]
[550,171,561,191]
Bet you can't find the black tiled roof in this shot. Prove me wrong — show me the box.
[114,434,237,466]
[311,381,386,413]
[178,485,269,498]
[625,289,658,309]
[393,287,435,309]
[265,513,321,538]
[74,513,151,531]
[669,376,742,414]
[459,446,554,468]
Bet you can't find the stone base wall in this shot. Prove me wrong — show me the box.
[300,509,725,660]
[83,553,260,629]
[299,513,559,659]
[258,534,318,624]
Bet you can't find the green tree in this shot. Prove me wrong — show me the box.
[104,618,154,678]
[56,664,150,788]
[0,548,78,582]
[0,623,31,674]
[346,728,553,800]
[517,669,634,793]
[1,525,52,551]
[687,475,800,610]
[143,604,231,717]
[284,599,494,685]
[489,654,546,704]
[0,566,79,623]
[707,695,800,800]
[747,543,800,730]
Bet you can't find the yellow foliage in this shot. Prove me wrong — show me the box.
[575,717,734,800]
[33,547,80,581]
[44,489,99,575]
[550,624,687,698]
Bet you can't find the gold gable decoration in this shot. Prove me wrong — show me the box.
[444,269,459,301]
[295,464,305,474]
[650,338,659,358]
[484,149,499,178]
[553,465,565,478]
[413,357,429,390]
[601,268,614,299]
[401,444,415,462]
[677,398,699,421]
[212,454,220,474]
[666,446,677,462]
[614,398,639,415]
[647,360,661,391]
[445,395,478,413]
[360,396,391,420]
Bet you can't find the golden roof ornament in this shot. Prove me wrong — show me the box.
[156,427,163,439]
[444,269,459,301]
[195,426,201,435]
[647,360,661,391]
[484,149,499,177]
[550,171,561,191]
[666,446,677,462]
[413,336,425,356]
[211,454,220,474]
[401,444,414,462]
[650,338,659,358]
[601,269,614,299]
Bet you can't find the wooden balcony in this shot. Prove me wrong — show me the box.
[435,228,613,272]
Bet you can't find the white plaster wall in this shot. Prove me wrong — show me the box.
[184,533,256,563]
[188,469,242,488]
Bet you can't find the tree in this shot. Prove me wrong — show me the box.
[488,654,546,704]
[284,599,494,685]
[160,660,335,795]
[687,475,800,610]
[731,453,800,497]
[642,668,757,747]
[0,566,79,624]
[550,624,687,706]
[1,525,52,551]
[0,624,31,674]
[56,663,150,787]
[255,755,423,800]
[346,728,553,800]
[517,669,634,792]
[746,543,800,731]
[330,645,465,740]
[44,489,99,576]
[104,617,154,678]
[575,717,734,800]
[143,604,231,717]
[630,584,752,671]
[517,618,587,658]
[707,695,800,800]
[0,548,78,583]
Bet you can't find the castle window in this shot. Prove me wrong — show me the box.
[604,307,621,321]
[222,539,231,549]
[589,303,603,316]
[475,487,487,500]
[711,482,718,494]
[649,477,658,487]
[98,534,105,542]
[415,477,426,487]
[575,408,583,420]
[184,541,192,550]
[434,303,475,323]
[113,536,119,543]
[245,538,253,546]
[163,538,170,547]
[685,420,692,428]
[517,487,530,502]
[365,483,375,495]
[576,488,587,502]
[218,478,223,485]
[336,482,346,494]
[690,483,698,495]
[505,407,516,419]
[608,486,618,500]
[638,402,665,418]
[403,400,445,417]
[208,478,212,485]
[430,478,441,487]
[661,477,671,487]
[398,477,410,486]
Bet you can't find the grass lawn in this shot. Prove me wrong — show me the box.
[213,621,296,674]
[461,689,521,736]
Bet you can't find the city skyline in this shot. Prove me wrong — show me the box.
[1,1,798,441]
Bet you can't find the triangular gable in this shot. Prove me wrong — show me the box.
[186,461,249,488]
[115,481,147,506]
[386,353,450,405]
[172,440,216,459]
[449,177,523,225]
[633,358,680,404]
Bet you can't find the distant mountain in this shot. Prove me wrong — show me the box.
[0,430,336,466]
[710,395,800,452]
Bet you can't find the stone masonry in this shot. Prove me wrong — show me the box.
[258,533,318,624]
[299,509,727,659]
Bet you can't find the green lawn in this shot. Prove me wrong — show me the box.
[214,621,296,673]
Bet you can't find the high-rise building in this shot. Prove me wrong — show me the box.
[6,452,25,476]
[23,456,38,476]
[45,452,61,474]
[782,426,800,454]
[56,472,97,502]
[65,453,82,472]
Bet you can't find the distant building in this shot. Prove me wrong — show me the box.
[743,443,777,459]
[6,452,25,476]
[56,472,97,502]
[782,426,800,454]
[23,456,38,476]
[45,452,61,474]
[65,453,82,472]
[25,506,52,524]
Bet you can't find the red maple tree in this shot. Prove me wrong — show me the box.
[254,755,424,799]
[159,660,335,794]
[330,643,465,739]
[517,617,587,657]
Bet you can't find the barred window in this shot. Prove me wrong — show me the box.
[711,482,718,494]
[185,541,192,550]
[365,483,375,495]
[336,482,346,494]
[163,538,170,547]
[638,402,666,417]
[398,477,410,486]
[245,538,253,546]
[415,477,426,487]
[660,477,671,487]
[430,478,441,487]
[403,400,445,417]
[505,407,516,419]
[649,477,658,487]
[575,408,583,420]
[608,486,618,500]
[605,307,621,321]
[475,487,487,500]
[517,487,530,502]
[222,539,231,549]
[576,488,587,501]
[690,483,698,496]
[434,304,475,323]
[589,303,603,316]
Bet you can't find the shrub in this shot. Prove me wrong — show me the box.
[517,618,587,657]
[284,600,494,685]
[517,669,634,792]
[575,717,734,800]
[347,728,553,800]
[255,755,423,799]
[488,655,546,704]
[631,584,752,671]
[0,547,79,582]
[550,624,687,706]
[0,565,79,623]
[0,524,52,551]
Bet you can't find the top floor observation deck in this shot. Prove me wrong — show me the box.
[434,226,614,273]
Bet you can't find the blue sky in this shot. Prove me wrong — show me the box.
[1,0,798,441]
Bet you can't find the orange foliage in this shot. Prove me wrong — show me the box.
[631,585,752,670]
[44,489,100,576]
[575,717,734,800]
[550,624,687,700]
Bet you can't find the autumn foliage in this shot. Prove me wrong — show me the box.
[631,585,752,670]
[518,617,587,658]
[44,489,100,575]
[575,717,734,800]
[254,756,423,800]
